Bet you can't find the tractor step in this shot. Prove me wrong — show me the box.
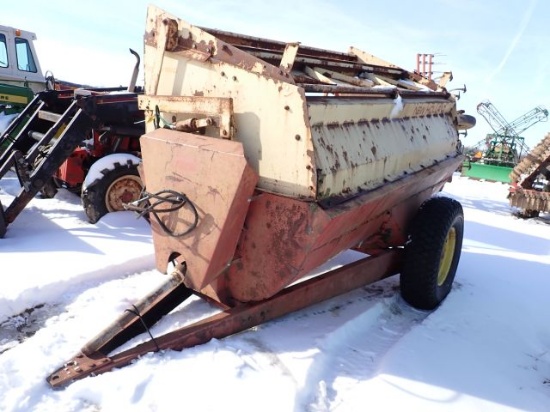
[37,110,63,123]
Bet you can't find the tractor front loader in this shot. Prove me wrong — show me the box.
[0,51,145,237]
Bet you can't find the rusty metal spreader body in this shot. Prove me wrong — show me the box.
[47,5,475,387]
[138,6,468,305]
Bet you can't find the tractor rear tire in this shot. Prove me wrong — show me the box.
[82,163,143,224]
[400,196,464,310]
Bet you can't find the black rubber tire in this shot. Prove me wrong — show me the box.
[522,209,540,219]
[34,146,58,199]
[400,197,464,310]
[39,178,58,199]
[82,162,143,224]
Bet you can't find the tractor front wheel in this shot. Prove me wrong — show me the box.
[400,196,464,310]
[82,163,143,224]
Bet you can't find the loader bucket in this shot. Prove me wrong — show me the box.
[462,162,512,183]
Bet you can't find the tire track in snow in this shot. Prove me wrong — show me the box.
[209,276,430,412]
[295,288,431,412]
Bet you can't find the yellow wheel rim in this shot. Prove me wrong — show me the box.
[437,227,456,286]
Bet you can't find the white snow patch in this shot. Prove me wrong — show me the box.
[0,112,18,133]
[0,172,549,411]
[82,153,141,189]
[390,94,403,118]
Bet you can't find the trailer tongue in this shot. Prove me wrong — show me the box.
[48,250,402,387]
[47,4,475,388]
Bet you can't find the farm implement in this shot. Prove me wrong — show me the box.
[0,51,144,237]
[458,100,549,217]
[508,133,550,217]
[462,100,548,183]
[46,5,475,387]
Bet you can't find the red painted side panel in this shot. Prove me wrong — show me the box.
[218,156,461,303]
[142,126,461,305]
[140,129,258,290]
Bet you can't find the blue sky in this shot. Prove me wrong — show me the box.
[3,0,549,148]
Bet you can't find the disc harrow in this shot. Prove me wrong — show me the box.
[509,133,550,216]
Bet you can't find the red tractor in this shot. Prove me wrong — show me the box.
[0,50,144,236]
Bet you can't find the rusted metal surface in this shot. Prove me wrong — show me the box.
[46,6,474,387]
[139,128,258,290]
[105,174,143,213]
[508,133,550,214]
[510,133,550,186]
[81,273,190,357]
[308,97,458,204]
[140,5,468,303]
[142,5,463,201]
[144,9,293,85]
[138,95,235,139]
[216,156,462,303]
[508,186,550,213]
[143,7,315,198]
[47,249,402,388]
[138,128,462,305]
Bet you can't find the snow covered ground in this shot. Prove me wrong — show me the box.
[0,171,549,412]
[0,113,18,135]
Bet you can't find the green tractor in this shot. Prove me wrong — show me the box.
[0,25,48,138]
[462,100,548,183]
[0,83,35,141]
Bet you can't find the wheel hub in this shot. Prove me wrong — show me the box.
[105,175,143,212]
